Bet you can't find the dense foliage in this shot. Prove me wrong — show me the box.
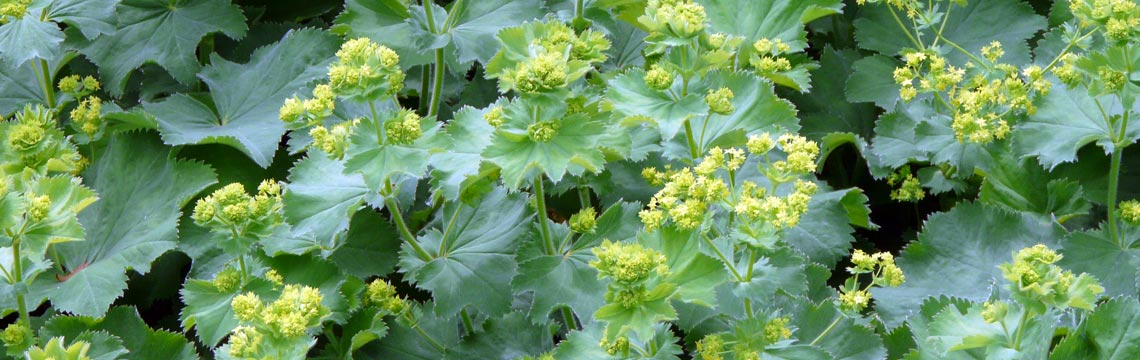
[1,0,1139,358]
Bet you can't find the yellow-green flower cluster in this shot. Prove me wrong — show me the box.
[570,207,598,234]
[750,38,794,74]
[70,97,103,138]
[1120,200,1140,224]
[527,120,559,143]
[492,20,609,95]
[0,323,30,349]
[639,0,707,40]
[280,84,336,128]
[599,336,630,356]
[309,119,355,160]
[590,240,669,285]
[57,75,101,98]
[771,134,820,176]
[695,334,725,360]
[639,160,730,231]
[233,284,328,338]
[645,64,674,91]
[509,52,570,94]
[0,0,31,22]
[848,249,906,287]
[191,180,284,237]
[384,110,423,145]
[705,87,735,115]
[483,105,504,128]
[838,288,872,313]
[998,244,1104,311]
[887,167,925,202]
[981,301,1009,324]
[212,266,242,292]
[734,179,817,231]
[538,20,612,64]
[227,326,265,359]
[893,51,966,102]
[1071,0,1140,42]
[641,164,681,187]
[694,147,746,176]
[25,337,92,360]
[4,105,83,174]
[25,193,50,222]
[763,316,793,343]
[327,38,405,101]
[364,279,408,314]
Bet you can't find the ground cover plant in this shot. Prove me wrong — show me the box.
[1,0,1140,358]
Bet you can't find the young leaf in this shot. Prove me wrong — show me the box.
[148,29,339,167]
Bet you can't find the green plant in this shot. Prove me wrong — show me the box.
[1,0,1140,359]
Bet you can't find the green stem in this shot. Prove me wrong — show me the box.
[369,100,385,144]
[418,66,431,115]
[744,298,753,316]
[413,323,447,352]
[12,237,30,329]
[886,6,923,49]
[237,254,248,286]
[38,59,56,109]
[809,316,842,346]
[561,306,579,331]
[684,119,700,160]
[385,196,432,261]
[460,308,475,335]
[1108,142,1124,247]
[701,235,744,281]
[534,177,556,255]
[1011,309,1030,350]
[745,247,759,280]
[428,49,446,118]
[574,0,585,23]
[930,3,952,47]
[696,112,712,151]
[577,186,591,209]
[439,205,463,255]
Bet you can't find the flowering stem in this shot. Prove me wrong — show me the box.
[385,196,432,261]
[12,237,30,329]
[460,308,475,335]
[369,100,385,144]
[418,66,431,115]
[237,254,248,286]
[809,316,842,346]
[428,49,446,118]
[745,247,759,280]
[701,235,744,282]
[574,0,585,24]
[886,6,923,49]
[561,305,580,331]
[534,177,556,255]
[684,119,700,160]
[1010,309,1030,350]
[696,112,712,151]
[413,322,447,352]
[578,186,591,209]
[439,205,462,255]
[1108,142,1125,247]
[37,59,56,109]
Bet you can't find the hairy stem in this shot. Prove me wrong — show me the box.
[701,235,744,282]
[385,195,432,261]
[534,177,556,255]
[561,306,580,331]
[1108,141,1125,247]
[428,49,446,118]
[809,316,842,346]
[418,66,431,114]
[12,237,30,329]
[577,186,591,209]
[684,119,700,160]
[38,59,55,109]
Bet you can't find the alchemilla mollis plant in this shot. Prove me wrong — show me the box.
[1,0,1140,358]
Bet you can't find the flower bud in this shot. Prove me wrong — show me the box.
[569,207,598,234]
[644,64,673,91]
[705,87,735,115]
[527,120,559,143]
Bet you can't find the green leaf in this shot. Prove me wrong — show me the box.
[446,0,546,65]
[676,71,800,157]
[512,202,641,323]
[697,0,842,55]
[846,54,902,109]
[639,227,728,307]
[38,0,118,38]
[920,302,1052,359]
[327,210,401,279]
[41,307,199,360]
[34,327,128,360]
[855,0,1045,64]
[979,150,1090,220]
[148,29,339,167]
[67,0,248,94]
[791,48,878,140]
[1058,226,1140,297]
[180,277,276,346]
[783,188,874,267]
[1053,298,1140,360]
[594,282,677,340]
[0,16,64,67]
[429,105,496,201]
[873,202,1063,327]
[44,133,217,317]
[482,98,606,189]
[1014,82,1140,170]
[553,322,683,360]
[355,303,458,360]
[0,59,48,116]
[794,302,886,360]
[17,175,97,258]
[870,102,930,168]
[333,0,432,67]
[444,312,554,359]
[277,153,372,255]
[343,114,445,190]
[730,246,809,304]
[341,307,388,352]
[399,187,532,317]
[607,68,706,141]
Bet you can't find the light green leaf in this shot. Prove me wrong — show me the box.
[445,312,554,360]
[697,0,842,56]
[552,322,683,360]
[730,246,809,303]
[278,152,372,255]
[447,0,546,65]
[873,202,1063,327]
[67,0,248,94]
[870,102,930,168]
[44,133,216,317]
[783,188,874,267]
[0,59,48,116]
[148,29,339,167]
[979,151,1090,220]
[41,306,199,360]
[34,327,128,360]
[39,0,118,38]
[1052,298,1140,360]
[855,0,1045,64]
[429,105,496,201]
[17,175,97,257]
[677,71,800,157]
[513,202,641,323]
[0,16,64,67]
[846,54,902,109]
[607,68,706,141]
[180,277,276,346]
[594,282,677,341]
[399,187,532,317]
[333,0,432,67]
[639,227,728,307]
[344,114,446,190]
[794,302,887,360]
[355,303,458,360]
[919,302,1052,360]
[1058,225,1140,297]
[482,98,606,189]
[341,307,388,352]
[1014,82,1140,170]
